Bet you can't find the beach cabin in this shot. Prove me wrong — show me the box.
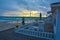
[51,2,60,40]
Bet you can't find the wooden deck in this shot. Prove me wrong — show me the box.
[0,28,49,40]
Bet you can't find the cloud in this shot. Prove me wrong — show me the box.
[0,0,60,16]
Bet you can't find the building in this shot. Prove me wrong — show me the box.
[51,2,60,40]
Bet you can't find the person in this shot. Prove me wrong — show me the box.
[22,17,25,25]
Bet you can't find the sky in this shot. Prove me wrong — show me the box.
[0,0,60,17]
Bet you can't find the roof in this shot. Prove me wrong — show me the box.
[51,2,60,5]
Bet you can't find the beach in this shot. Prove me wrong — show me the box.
[0,20,35,31]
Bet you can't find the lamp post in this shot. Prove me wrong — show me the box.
[40,13,42,20]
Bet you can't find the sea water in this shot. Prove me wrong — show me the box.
[0,16,39,24]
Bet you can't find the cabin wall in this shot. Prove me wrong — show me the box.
[55,9,60,40]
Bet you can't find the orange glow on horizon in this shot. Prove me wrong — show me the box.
[3,10,47,17]
[19,11,39,17]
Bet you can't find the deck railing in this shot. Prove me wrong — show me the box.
[15,29,54,40]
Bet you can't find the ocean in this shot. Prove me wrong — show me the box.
[0,16,40,23]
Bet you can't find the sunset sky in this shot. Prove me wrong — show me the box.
[0,0,60,17]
